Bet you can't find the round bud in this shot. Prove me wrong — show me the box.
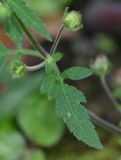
[9,62,26,79]
[63,8,83,31]
[0,2,11,20]
[91,54,111,76]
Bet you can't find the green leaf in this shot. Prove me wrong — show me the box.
[17,94,64,147]
[47,83,62,100]
[56,84,102,149]
[52,52,63,62]
[62,67,93,80]
[24,150,46,160]
[0,118,15,132]
[0,118,25,160]
[3,16,22,48]
[40,75,57,96]
[49,83,86,103]
[7,0,52,41]
[0,131,25,160]
[0,42,41,60]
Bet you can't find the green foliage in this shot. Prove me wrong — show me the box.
[45,56,54,74]
[25,150,46,160]
[0,42,41,72]
[56,84,102,149]
[51,52,63,63]
[25,0,71,17]
[6,0,51,41]
[44,52,63,74]
[40,75,57,95]
[0,129,25,160]
[0,1,103,151]
[0,42,41,58]
[0,73,44,118]
[17,94,64,147]
[40,67,102,149]
[3,15,22,48]
[0,119,15,132]
[62,67,93,80]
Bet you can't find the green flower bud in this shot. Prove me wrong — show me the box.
[0,2,11,20]
[9,62,26,79]
[91,54,111,76]
[63,8,83,31]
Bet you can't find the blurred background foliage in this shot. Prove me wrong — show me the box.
[25,0,72,17]
[1,0,121,159]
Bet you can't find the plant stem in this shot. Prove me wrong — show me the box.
[50,25,65,54]
[88,110,121,134]
[25,61,45,72]
[13,14,48,59]
[100,75,119,110]
[25,25,65,72]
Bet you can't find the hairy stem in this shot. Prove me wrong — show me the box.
[50,25,65,54]
[100,75,119,111]
[13,14,48,59]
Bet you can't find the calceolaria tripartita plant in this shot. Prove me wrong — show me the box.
[0,0,103,149]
